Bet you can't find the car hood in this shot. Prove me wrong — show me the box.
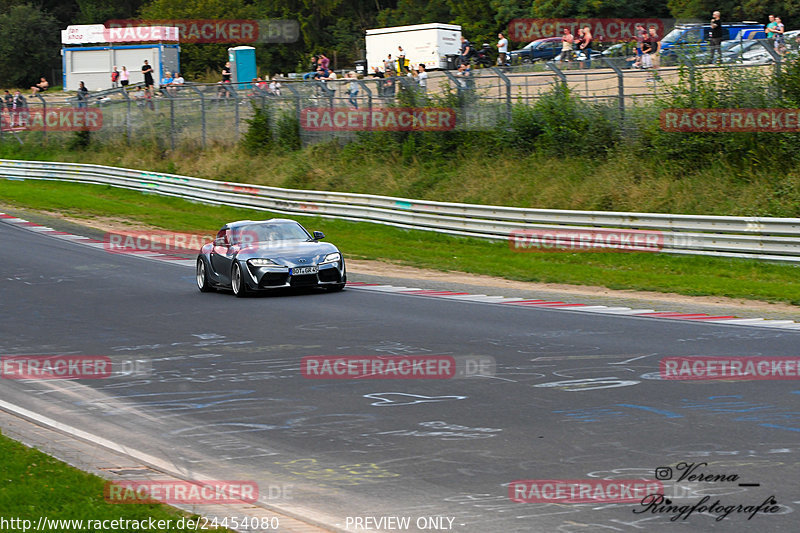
[236,241,339,266]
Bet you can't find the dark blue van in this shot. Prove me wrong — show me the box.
[659,22,766,62]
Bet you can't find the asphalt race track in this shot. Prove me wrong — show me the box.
[1,218,799,532]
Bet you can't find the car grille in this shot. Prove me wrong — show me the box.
[259,272,289,288]
[318,269,341,283]
[290,274,319,287]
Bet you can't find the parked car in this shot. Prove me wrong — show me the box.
[552,49,602,63]
[509,37,562,63]
[659,22,766,64]
[196,219,346,297]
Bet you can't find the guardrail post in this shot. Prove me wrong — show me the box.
[118,87,131,142]
[159,88,176,150]
[758,38,783,98]
[545,61,567,86]
[225,84,240,140]
[355,80,373,130]
[33,94,46,143]
[188,84,206,148]
[676,53,696,98]
[284,82,303,145]
[491,67,512,123]
[600,58,625,126]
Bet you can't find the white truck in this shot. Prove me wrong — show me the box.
[365,23,462,72]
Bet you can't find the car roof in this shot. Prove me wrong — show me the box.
[223,219,299,229]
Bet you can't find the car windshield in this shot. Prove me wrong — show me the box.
[661,28,693,44]
[231,222,310,245]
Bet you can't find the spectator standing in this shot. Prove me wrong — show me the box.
[774,16,786,54]
[11,90,27,127]
[111,66,120,88]
[319,54,330,70]
[76,82,88,108]
[397,46,408,74]
[141,60,154,93]
[560,28,574,63]
[30,77,49,95]
[417,63,428,92]
[302,55,319,81]
[347,71,359,108]
[460,36,472,65]
[645,26,661,80]
[765,15,777,40]
[709,11,723,63]
[120,66,129,87]
[497,33,508,65]
[580,26,593,68]
[221,61,231,82]
[634,23,646,68]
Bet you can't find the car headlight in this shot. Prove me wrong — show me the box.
[320,252,341,264]
[248,258,278,267]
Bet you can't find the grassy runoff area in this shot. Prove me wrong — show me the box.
[1,178,799,305]
[0,432,224,532]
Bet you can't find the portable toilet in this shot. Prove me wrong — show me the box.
[228,46,256,86]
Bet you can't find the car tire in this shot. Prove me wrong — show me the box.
[521,57,531,64]
[231,262,248,298]
[196,258,214,292]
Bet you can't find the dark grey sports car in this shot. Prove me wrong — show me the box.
[196,219,346,297]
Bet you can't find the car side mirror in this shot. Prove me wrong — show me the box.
[313,231,325,240]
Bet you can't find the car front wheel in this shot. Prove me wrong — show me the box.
[231,262,248,298]
[197,258,213,292]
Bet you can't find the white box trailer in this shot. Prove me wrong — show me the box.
[365,23,461,72]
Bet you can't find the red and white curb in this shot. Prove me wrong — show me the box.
[345,283,800,331]
[4,212,800,331]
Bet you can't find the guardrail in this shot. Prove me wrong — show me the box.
[2,158,799,263]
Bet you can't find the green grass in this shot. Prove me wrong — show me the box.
[0,432,223,532]
[3,133,800,218]
[2,178,799,305]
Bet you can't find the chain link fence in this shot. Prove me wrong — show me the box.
[0,39,789,148]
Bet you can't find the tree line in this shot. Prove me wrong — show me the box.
[0,0,797,87]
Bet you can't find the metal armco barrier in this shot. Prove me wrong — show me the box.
[2,159,799,263]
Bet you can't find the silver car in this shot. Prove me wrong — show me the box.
[196,219,346,297]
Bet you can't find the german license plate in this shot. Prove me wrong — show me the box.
[291,266,318,275]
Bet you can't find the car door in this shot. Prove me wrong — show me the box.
[210,228,236,284]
